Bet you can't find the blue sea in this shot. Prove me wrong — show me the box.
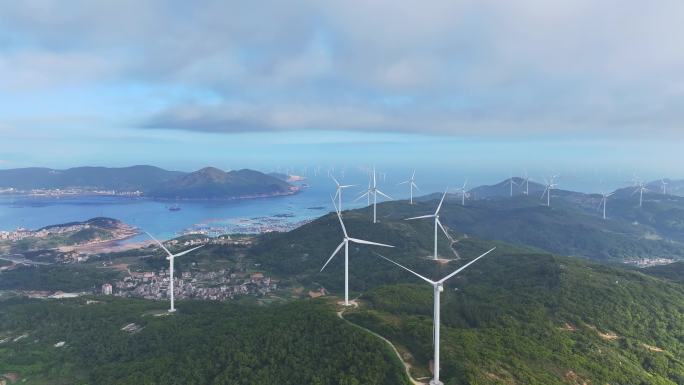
[0,169,631,242]
[0,176,372,241]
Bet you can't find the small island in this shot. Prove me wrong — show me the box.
[0,217,138,255]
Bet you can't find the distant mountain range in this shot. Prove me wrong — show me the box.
[0,165,183,191]
[392,178,684,262]
[148,167,296,200]
[0,165,296,200]
[467,176,546,199]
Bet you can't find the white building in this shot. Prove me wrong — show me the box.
[102,283,113,295]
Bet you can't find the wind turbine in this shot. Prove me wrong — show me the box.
[454,180,468,206]
[331,176,355,211]
[541,176,558,207]
[321,199,394,306]
[145,232,204,313]
[634,181,648,207]
[406,189,452,260]
[661,179,669,195]
[356,167,393,223]
[398,170,420,204]
[598,191,613,220]
[507,176,518,197]
[375,247,496,385]
[522,171,531,196]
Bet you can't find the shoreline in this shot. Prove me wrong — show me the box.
[0,187,301,202]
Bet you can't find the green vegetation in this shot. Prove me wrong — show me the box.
[148,167,294,199]
[642,262,684,284]
[341,239,684,384]
[371,194,684,262]
[0,217,133,254]
[0,265,122,292]
[0,298,408,385]
[2,203,684,384]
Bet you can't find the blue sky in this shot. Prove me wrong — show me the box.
[1,0,683,185]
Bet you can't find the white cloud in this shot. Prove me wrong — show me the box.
[1,0,684,136]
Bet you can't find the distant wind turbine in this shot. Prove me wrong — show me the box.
[375,247,496,385]
[661,179,668,195]
[507,176,518,197]
[454,180,469,206]
[398,170,420,204]
[633,181,648,207]
[522,171,531,196]
[598,191,613,220]
[321,199,394,306]
[356,167,393,223]
[146,232,204,313]
[406,188,452,260]
[331,176,355,212]
[541,176,558,207]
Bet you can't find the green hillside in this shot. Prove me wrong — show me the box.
[371,193,684,262]
[148,167,295,199]
[343,239,684,384]
[0,298,408,385]
[642,262,684,284]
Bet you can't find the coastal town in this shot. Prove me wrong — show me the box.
[0,187,144,197]
[104,267,278,302]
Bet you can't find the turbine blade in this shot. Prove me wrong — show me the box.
[436,188,448,214]
[354,191,370,202]
[374,253,435,285]
[436,219,452,241]
[331,175,340,187]
[376,190,393,200]
[330,194,339,213]
[340,184,356,189]
[145,231,173,257]
[398,180,409,185]
[540,187,549,200]
[405,214,435,220]
[336,210,348,238]
[438,247,496,284]
[173,244,204,258]
[349,238,394,248]
[412,182,420,191]
[321,241,345,272]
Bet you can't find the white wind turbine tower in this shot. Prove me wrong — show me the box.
[598,191,613,220]
[661,179,668,195]
[522,171,531,196]
[406,189,452,260]
[541,176,558,207]
[507,176,518,197]
[454,180,468,206]
[331,176,355,212]
[146,232,204,313]
[376,247,496,385]
[321,199,394,306]
[398,170,420,204]
[356,168,393,223]
[634,181,648,207]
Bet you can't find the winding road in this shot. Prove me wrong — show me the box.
[337,301,426,385]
